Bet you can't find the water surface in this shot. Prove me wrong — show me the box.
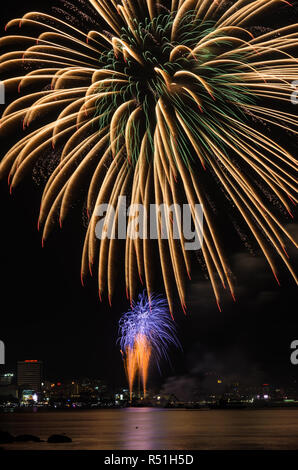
[1,408,298,450]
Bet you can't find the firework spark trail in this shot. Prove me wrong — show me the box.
[118,291,180,399]
[0,0,297,313]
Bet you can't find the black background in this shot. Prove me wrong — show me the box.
[0,0,297,394]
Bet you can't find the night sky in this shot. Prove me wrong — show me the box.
[1,0,297,395]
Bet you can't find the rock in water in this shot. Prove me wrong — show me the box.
[15,434,41,442]
[0,431,15,444]
[47,434,72,443]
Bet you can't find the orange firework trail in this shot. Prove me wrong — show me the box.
[123,334,151,400]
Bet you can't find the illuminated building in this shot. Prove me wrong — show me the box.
[17,360,43,393]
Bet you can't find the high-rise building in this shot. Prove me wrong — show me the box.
[17,360,43,392]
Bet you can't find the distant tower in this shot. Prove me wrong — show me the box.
[17,360,43,392]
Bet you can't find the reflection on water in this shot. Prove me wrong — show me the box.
[122,408,157,450]
[1,408,298,450]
